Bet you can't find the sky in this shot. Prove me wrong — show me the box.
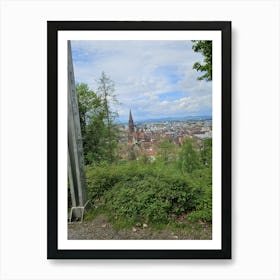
[71,40,212,123]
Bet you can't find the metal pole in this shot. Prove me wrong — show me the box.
[68,41,87,220]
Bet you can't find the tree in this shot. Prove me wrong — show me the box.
[76,83,102,136]
[178,138,200,173]
[192,40,212,81]
[157,140,176,165]
[76,83,106,165]
[200,138,212,168]
[97,72,119,163]
[76,74,120,165]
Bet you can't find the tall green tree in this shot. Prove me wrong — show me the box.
[178,138,200,173]
[97,72,119,163]
[76,83,106,165]
[76,83,101,136]
[192,40,212,81]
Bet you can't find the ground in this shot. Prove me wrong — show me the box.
[68,214,212,240]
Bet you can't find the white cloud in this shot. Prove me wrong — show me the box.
[71,40,212,121]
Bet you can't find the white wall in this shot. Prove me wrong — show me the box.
[0,0,279,279]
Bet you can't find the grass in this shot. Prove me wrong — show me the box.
[83,208,212,240]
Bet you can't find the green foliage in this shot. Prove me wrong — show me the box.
[200,138,212,168]
[86,164,124,199]
[178,138,201,173]
[97,72,120,163]
[102,171,197,225]
[156,140,177,165]
[86,157,212,226]
[83,115,106,164]
[187,210,212,223]
[76,73,120,165]
[76,83,102,136]
[187,168,212,222]
[192,40,212,81]
[76,83,106,165]
[86,161,158,199]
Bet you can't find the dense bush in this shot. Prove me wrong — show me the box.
[187,169,212,222]
[86,161,177,198]
[103,175,198,225]
[86,161,212,225]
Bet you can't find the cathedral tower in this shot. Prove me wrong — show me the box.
[128,109,135,143]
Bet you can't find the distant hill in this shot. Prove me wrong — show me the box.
[117,115,212,124]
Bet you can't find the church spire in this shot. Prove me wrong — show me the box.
[129,109,133,122]
[128,109,135,142]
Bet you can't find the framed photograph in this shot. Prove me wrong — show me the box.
[47,21,231,259]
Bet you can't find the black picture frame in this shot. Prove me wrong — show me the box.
[47,21,231,259]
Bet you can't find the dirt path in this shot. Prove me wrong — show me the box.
[68,215,211,240]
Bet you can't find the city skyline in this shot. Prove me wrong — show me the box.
[71,40,212,122]
[118,109,212,124]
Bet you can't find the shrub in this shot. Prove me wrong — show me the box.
[101,171,201,225]
[85,161,212,226]
[86,161,174,199]
[187,168,212,222]
[178,138,201,173]
[187,209,212,222]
